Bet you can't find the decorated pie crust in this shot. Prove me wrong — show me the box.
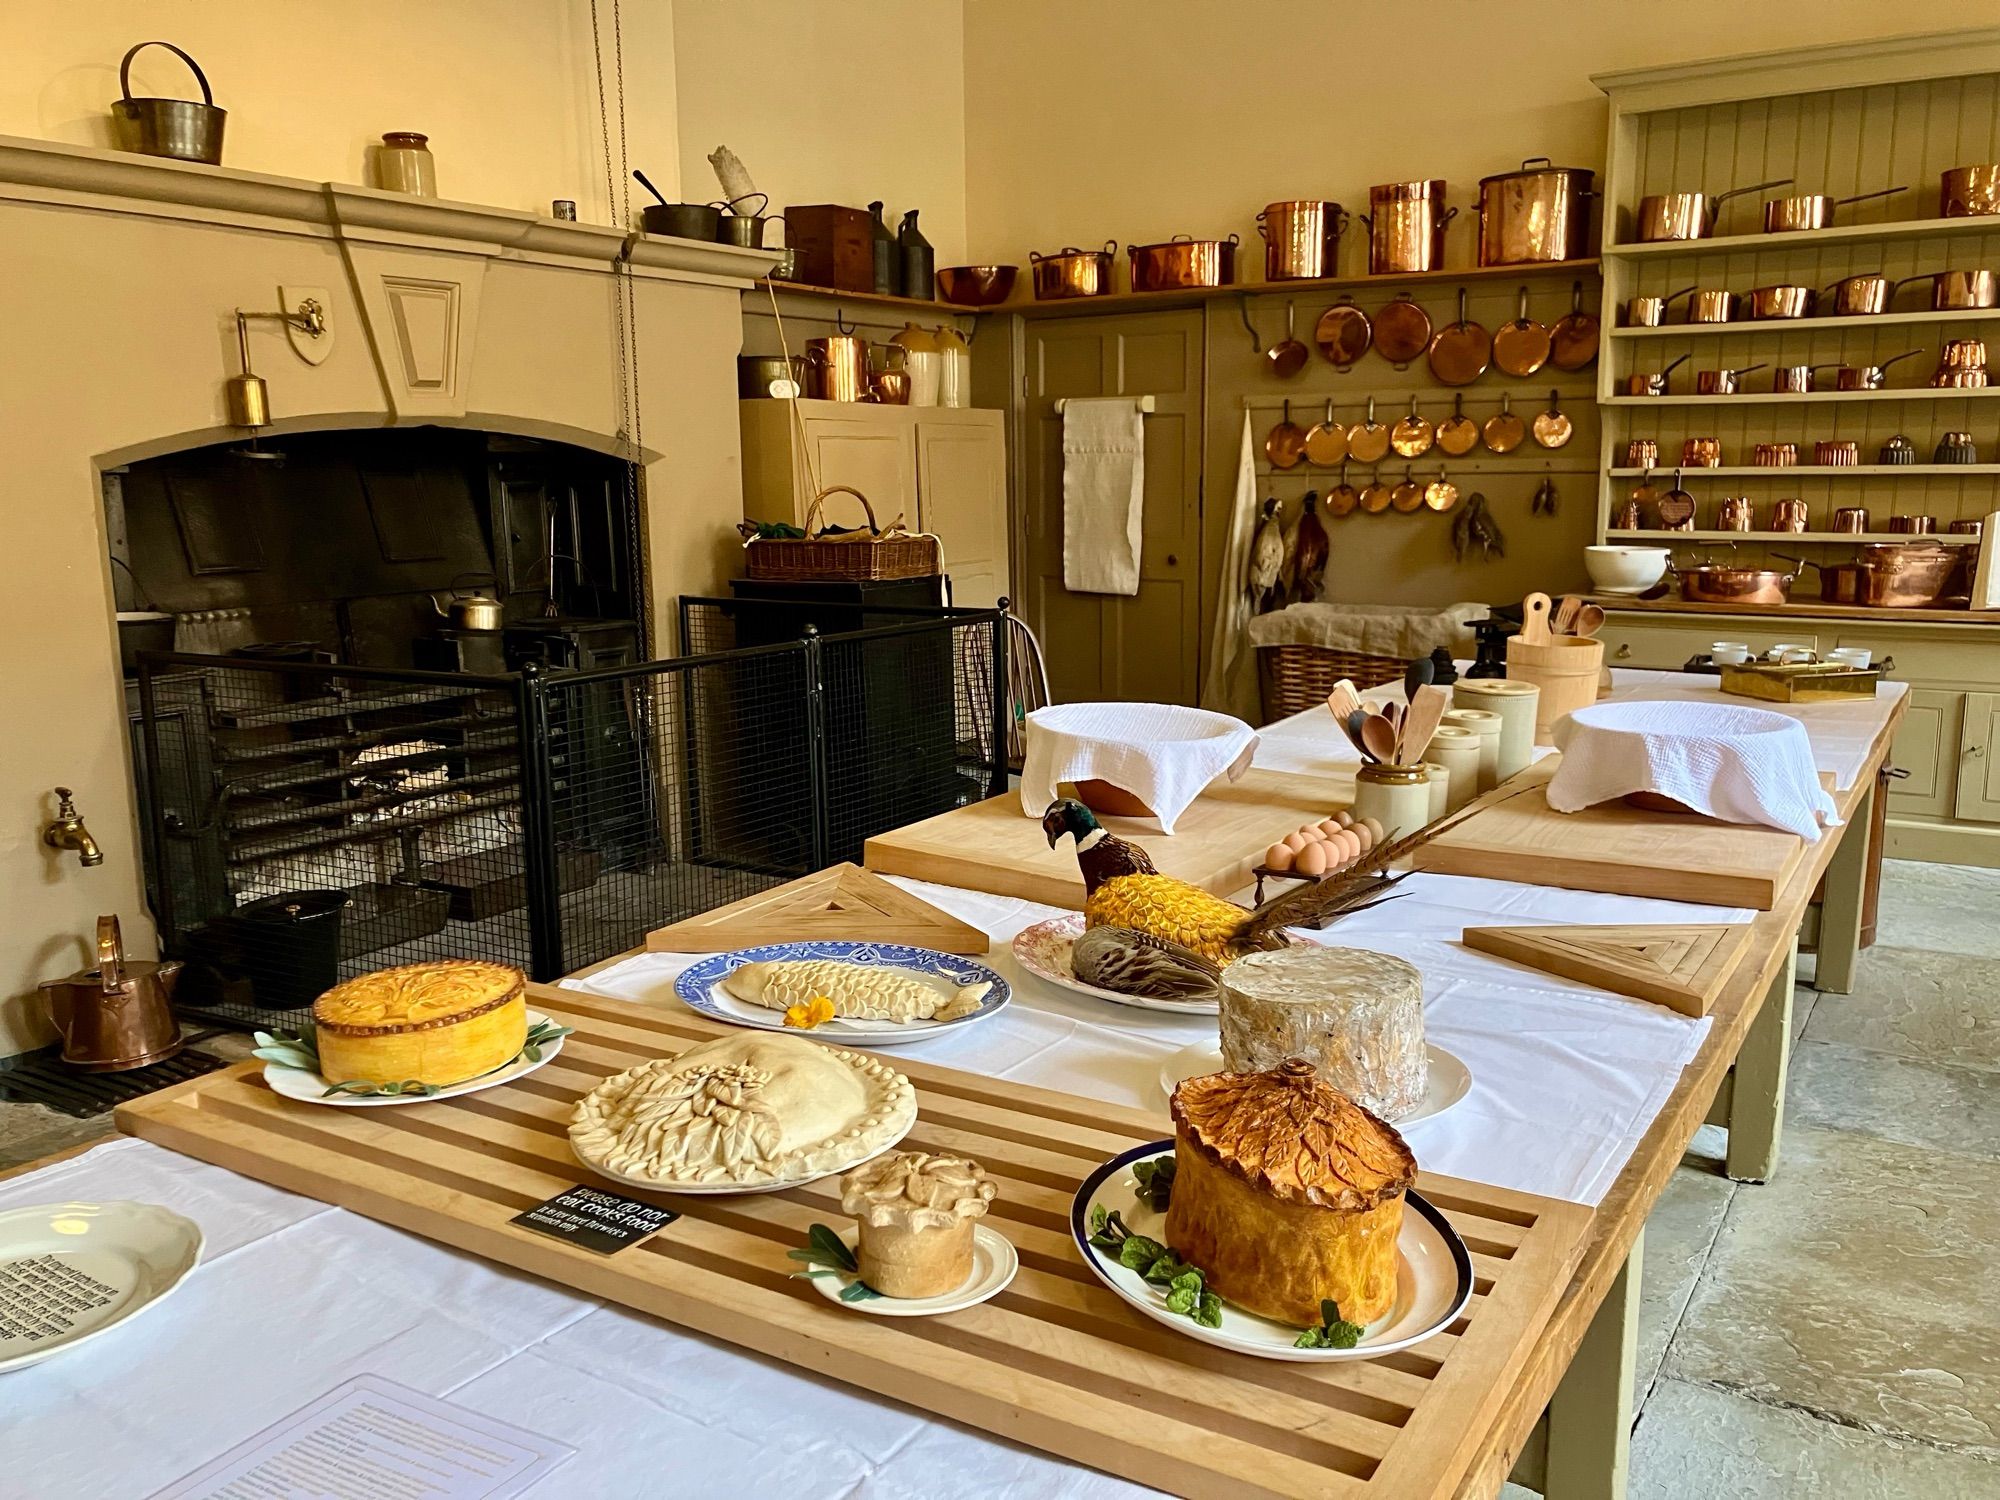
[311,959,527,1088]
[570,1032,917,1188]
[841,1151,996,1298]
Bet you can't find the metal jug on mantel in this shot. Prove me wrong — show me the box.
[40,916,182,1073]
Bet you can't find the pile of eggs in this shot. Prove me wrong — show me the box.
[1262,811,1386,878]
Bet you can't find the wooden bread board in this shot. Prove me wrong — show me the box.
[864,767,1349,909]
[1411,759,1805,910]
[119,985,1591,1500]
[1461,923,1754,1018]
[646,863,989,954]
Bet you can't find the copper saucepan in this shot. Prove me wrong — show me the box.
[1127,234,1238,292]
[1742,284,1816,320]
[1686,288,1738,324]
[1761,186,1906,233]
[1771,364,1838,393]
[1822,272,1925,317]
[1833,350,1924,390]
[1624,352,1690,396]
[1634,178,1792,242]
[1925,270,1999,310]
[1940,163,2000,217]
[1625,286,1695,327]
[1695,363,1767,395]
[1675,561,1799,605]
[1029,242,1117,300]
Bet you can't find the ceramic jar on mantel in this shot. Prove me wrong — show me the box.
[374,132,437,197]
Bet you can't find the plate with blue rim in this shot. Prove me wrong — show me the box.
[1070,1139,1473,1362]
[673,940,1010,1045]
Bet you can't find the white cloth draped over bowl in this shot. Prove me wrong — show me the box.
[1019,702,1258,833]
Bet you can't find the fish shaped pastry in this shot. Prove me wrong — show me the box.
[720,959,991,1024]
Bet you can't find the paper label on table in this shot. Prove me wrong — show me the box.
[150,1373,573,1499]
[511,1184,678,1254]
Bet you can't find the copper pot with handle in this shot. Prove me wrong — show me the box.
[1822,272,1924,316]
[1695,363,1766,395]
[1029,241,1117,300]
[1925,269,1999,310]
[1258,200,1347,280]
[1127,234,1238,292]
[1475,158,1595,266]
[39,915,183,1072]
[1674,559,1799,604]
[1625,286,1695,326]
[1742,284,1816,320]
[804,333,871,400]
[1686,288,1738,324]
[1634,178,1792,242]
[1940,163,2000,217]
[1761,186,1906,233]
[1361,180,1454,274]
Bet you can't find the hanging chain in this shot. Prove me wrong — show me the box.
[590,0,646,646]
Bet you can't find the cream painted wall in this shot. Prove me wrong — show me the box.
[0,2,676,222]
[960,3,2000,263]
[672,0,968,263]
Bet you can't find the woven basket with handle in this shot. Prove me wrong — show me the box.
[1258,644,1404,722]
[745,486,943,582]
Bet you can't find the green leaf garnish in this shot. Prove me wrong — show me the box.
[1131,1158,1177,1211]
[1118,1234,1166,1271]
[838,1280,882,1303]
[1294,1298,1367,1349]
[1195,1293,1224,1329]
[1164,1285,1198,1316]
[806,1222,858,1273]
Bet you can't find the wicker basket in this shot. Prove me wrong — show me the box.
[745,485,942,583]
[1258,644,1405,722]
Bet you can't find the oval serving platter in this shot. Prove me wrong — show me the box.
[674,940,1010,1045]
[261,1009,566,1108]
[1070,1140,1472,1362]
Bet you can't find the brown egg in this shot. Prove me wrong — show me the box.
[1317,818,1344,839]
[1333,810,1354,828]
[1295,840,1330,877]
[1303,824,1331,841]
[1358,816,1385,845]
[1329,828,1360,865]
[1282,831,1310,853]
[1348,821,1373,852]
[1264,842,1294,871]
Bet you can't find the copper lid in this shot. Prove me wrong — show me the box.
[1170,1060,1416,1212]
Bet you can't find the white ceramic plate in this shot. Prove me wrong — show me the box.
[578,1123,913,1198]
[262,1010,564,1107]
[803,1224,1017,1316]
[1014,915,1311,1014]
[0,1201,203,1374]
[1156,1042,1472,1126]
[1071,1142,1471,1362]
[674,941,1010,1045]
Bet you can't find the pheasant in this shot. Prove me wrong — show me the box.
[1041,798,1411,966]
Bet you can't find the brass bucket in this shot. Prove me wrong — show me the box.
[111,41,226,165]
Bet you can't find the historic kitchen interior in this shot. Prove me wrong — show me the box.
[4,7,2000,1499]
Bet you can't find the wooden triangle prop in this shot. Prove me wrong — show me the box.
[1459,922,1753,1018]
[647,863,989,955]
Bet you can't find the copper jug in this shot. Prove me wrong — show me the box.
[40,916,181,1072]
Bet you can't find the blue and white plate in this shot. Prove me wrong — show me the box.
[673,940,1010,1045]
[1071,1140,1473,1362]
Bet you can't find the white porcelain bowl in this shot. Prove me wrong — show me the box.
[1584,545,1672,595]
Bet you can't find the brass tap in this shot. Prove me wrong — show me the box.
[43,787,103,867]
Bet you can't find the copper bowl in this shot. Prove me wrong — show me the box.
[936,265,1018,306]
[1856,542,1960,606]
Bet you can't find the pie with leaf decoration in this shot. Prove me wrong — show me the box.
[312,959,526,1088]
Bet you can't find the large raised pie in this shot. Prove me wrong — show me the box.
[570,1032,916,1189]
[1165,1059,1416,1326]
[312,959,527,1088]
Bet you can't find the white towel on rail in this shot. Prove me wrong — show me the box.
[1199,406,1260,721]
[1061,397,1145,595]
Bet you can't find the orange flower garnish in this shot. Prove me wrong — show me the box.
[782,995,836,1030]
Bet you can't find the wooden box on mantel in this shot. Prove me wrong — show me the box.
[783,203,874,292]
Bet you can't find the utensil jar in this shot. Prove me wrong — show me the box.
[1363,181,1454,275]
[1258,201,1347,280]
[1352,762,1433,843]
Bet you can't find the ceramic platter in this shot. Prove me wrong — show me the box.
[804,1225,1018,1316]
[582,1128,912,1198]
[1013,915,1313,1014]
[1157,1042,1473,1126]
[674,940,1010,1045]
[0,1201,204,1374]
[1071,1142,1472,1362]
[262,1010,564,1108]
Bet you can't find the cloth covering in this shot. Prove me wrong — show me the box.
[1019,701,1258,833]
[1246,600,1490,656]
[1060,397,1145,595]
[1199,407,1262,721]
[1549,700,1841,841]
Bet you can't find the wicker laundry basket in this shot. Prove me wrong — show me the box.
[1249,601,1490,723]
[1258,646,1404,720]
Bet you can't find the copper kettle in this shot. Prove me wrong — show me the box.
[40,916,182,1072]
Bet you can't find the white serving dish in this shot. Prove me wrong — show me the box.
[261,1009,564,1106]
[802,1225,1017,1316]
[1584,544,1672,594]
[1157,1042,1472,1125]
[0,1201,203,1373]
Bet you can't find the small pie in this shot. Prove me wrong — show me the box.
[840,1151,996,1297]
[312,959,526,1088]
[570,1032,916,1189]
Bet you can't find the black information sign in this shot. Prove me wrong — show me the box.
[511,1185,679,1255]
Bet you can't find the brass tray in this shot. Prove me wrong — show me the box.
[1719,661,1880,703]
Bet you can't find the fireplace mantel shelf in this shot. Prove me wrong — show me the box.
[0,133,777,286]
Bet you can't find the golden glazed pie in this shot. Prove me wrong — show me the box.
[1165,1060,1416,1327]
[312,959,527,1088]
[840,1151,996,1297]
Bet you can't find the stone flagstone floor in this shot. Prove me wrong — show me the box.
[6,863,2000,1496]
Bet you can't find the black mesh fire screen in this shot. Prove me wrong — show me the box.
[134,603,1005,1032]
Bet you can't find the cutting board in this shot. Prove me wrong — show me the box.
[118,986,1593,1500]
[646,863,989,955]
[864,767,1349,909]
[1412,759,1804,910]
[1461,923,1753,1018]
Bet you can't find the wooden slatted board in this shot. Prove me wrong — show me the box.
[646,863,989,954]
[1410,759,1806,910]
[116,986,1591,1500]
[864,768,1351,909]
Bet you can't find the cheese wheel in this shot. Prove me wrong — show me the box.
[1219,947,1428,1121]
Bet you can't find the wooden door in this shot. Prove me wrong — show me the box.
[1019,310,1204,704]
[1955,691,2000,822]
[800,408,917,531]
[1890,688,1961,818]
[915,414,1008,608]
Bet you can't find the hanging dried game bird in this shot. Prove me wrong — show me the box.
[1248,496,1285,612]
[1452,491,1506,563]
[1292,489,1329,602]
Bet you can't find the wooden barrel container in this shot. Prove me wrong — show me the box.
[1506,635,1604,742]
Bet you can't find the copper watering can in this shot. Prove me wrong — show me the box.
[40,916,182,1073]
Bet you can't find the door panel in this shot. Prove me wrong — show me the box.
[915,417,1007,609]
[1891,688,1959,816]
[1955,691,2000,823]
[1019,310,1203,705]
[803,415,916,526]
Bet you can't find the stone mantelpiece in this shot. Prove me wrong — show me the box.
[0,134,773,1055]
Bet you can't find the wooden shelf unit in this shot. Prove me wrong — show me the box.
[1602,387,2000,407]
[1607,464,2000,477]
[752,279,980,318]
[1601,212,2000,260]
[1009,257,1599,317]
[1610,306,2000,340]
[1610,528,1980,544]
